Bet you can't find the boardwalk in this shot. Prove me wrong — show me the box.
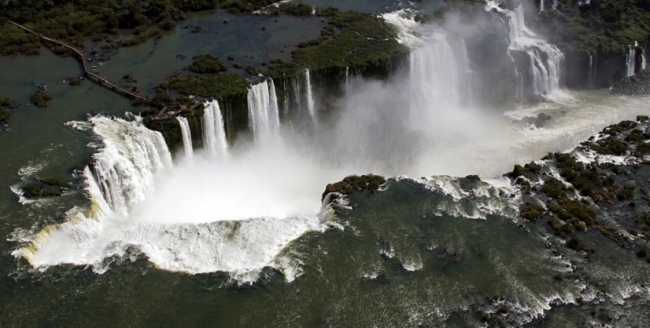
[8,21,151,104]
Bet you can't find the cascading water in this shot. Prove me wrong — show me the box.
[588,53,594,89]
[247,80,281,142]
[15,116,172,264]
[18,6,650,291]
[176,116,193,158]
[345,66,350,95]
[87,117,172,216]
[626,45,637,77]
[202,100,229,158]
[486,0,564,96]
[305,69,317,122]
[409,33,461,123]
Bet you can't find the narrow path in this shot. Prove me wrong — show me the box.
[8,21,152,104]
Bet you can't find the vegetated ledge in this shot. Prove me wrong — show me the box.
[529,0,650,89]
[322,175,387,202]
[507,116,650,260]
[140,69,251,150]
[265,7,410,80]
[140,7,410,151]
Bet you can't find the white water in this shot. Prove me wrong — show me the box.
[588,53,594,88]
[626,44,637,77]
[176,116,193,158]
[486,1,564,96]
[18,9,650,283]
[202,100,229,159]
[247,79,280,142]
[305,69,317,122]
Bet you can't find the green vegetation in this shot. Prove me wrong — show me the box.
[520,203,545,222]
[295,9,408,71]
[158,73,248,99]
[188,54,227,74]
[267,8,408,79]
[535,0,650,54]
[31,91,52,108]
[220,0,276,14]
[0,0,219,55]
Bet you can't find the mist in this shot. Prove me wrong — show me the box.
[19,5,650,280]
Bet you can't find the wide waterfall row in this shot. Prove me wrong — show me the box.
[487,1,564,96]
[202,100,229,158]
[88,116,172,216]
[176,116,193,158]
[247,79,281,142]
[409,34,461,111]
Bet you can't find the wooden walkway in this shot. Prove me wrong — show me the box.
[8,20,151,104]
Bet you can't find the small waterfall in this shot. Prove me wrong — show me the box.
[345,66,350,94]
[292,75,302,114]
[641,53,647,70]
[247,79,281,142]
[588,53,594,89]
[305,69,317,122]
[540,0,544,12]
[202,100,229,158]
[626,45,637,77]
[176,116,193,158]
[88,116,172,216]
[486,1,564,96]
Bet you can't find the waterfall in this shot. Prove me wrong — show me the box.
[345,66,350,95]
[202,100,229,158]
[486,1,564,96]
[247,79,281,142]
[292,75,302,112]
[176,116,193,158]
[305,69,317,122]
[408,33,463,129]
[459,38,473,105]
[626,45,637,77]
[588,53,594,89]
[642,53,647,71]
[540,0,544,12]
[88,116,172,216]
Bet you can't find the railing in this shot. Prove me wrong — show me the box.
[8,20,151,104]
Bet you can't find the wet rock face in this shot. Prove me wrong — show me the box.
[611,69,650,96]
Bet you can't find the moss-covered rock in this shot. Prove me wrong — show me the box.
[0,97,14,125]
[21,178,71,198]
[31,91,52,108]
[188,54,227,74]
[322,174,386,201]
